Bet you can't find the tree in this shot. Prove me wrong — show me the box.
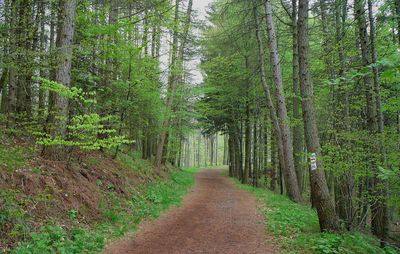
[297,0,340,231]
[155,0,193,168]
[252,0,302,203]
[42,0,78,160]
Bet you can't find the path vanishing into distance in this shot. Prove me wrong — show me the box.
[105,169,277,254]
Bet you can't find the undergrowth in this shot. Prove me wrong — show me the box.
[234,179,399,254]
[8,167,196,254]
[116,151,154,174]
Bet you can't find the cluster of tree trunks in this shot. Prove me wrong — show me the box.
[224,0,391,239]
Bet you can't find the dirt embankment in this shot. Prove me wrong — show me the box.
[0,149,168,251]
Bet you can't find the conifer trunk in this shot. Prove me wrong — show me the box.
[298,0,340,231]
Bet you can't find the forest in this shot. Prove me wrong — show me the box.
[0,0,399,253]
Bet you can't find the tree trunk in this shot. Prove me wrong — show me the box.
[271,128,277,191]
[228,132,235,177]
[367,0,390,245]
[298,0,340,231]
[42,0,77,160]
[243,102,251,184]
[264,0,302,202]
[38,0,46,120]
[7,0,19,119]
[291,0,304,193]
[253,120,258,187]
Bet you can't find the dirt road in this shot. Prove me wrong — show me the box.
[105,169,276,254]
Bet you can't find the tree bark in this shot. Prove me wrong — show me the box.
[42,0,77,160]
[264,0,302,202]
[291,0,304,193]
[367,0,390,245]
[298,0,340,231]
[244,102,251,184]
[7,0,19,119]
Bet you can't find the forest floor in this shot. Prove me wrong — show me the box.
[105,169,277,254]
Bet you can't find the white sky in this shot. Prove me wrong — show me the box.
[189,0,213,84]
[160,0,213,85]
[193,0,213,18]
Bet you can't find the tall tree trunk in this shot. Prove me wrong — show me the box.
[264,0,302,202]
[7,0,19,120]
[263,119,269,186]
[228,132,235,177]
[42,0,77,160]
[252,0,301,202]
[253,120,258,187]
[355,0,388,242]
[367,0,390,245]
[298,0,340,231]
[271,127,278,191]
[0,0,10,113]
[38,0,46,120]
[291,0,304,193]
[244,102,251,184]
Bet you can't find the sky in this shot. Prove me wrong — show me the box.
[193,0,213,18]
[159,0,213,85]
[189,0,213,84]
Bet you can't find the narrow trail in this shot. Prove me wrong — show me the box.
[105,169,276,254]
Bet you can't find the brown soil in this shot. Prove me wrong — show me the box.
[0,148,167,251]
[105,169,277,254]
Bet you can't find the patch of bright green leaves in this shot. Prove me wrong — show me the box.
[33,78,132,151]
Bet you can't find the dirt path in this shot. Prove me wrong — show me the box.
[105,169,276,254]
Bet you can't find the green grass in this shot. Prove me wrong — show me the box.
[116,152,154,174]
[233,178,399,254]
[11,167,197,254]
[0,145,26,172]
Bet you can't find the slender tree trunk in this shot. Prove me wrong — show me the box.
[264,119,269,186]
[252,0,301,202]
[38,0,46,120]
[298,0,340,231]
[7,0,19,120]
[228,132,234,177]
[0,0,9,113]
[264,0,302,202]
[291,0,304,193]
[224,133,228,165]
[271,128,277,191]
[253,120,258,187]
[244,102,251,184]
[367,0,390,245]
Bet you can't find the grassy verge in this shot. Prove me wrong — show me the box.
[11,167,197,254]
[232,177,398,254]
